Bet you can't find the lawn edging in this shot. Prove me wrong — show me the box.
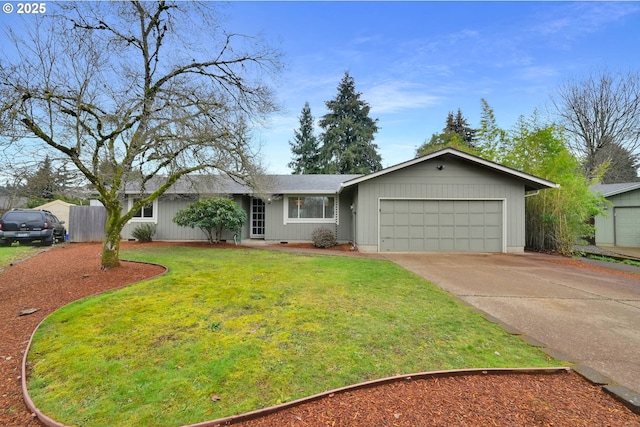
[182,367,573,427]
[21,258,168,427]
[22,358,571,427]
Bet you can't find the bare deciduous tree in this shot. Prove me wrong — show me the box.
[0,1,281,268]
[552,69,640,180]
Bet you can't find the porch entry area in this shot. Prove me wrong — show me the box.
[250,197,265,238]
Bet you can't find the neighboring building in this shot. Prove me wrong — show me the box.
[34,200,74,230]
[0,195,28,214]
[121,148,558,253]
[591,182,640,248]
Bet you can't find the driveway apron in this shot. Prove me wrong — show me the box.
[383,252,640,395]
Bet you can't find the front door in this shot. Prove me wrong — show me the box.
[251,198,265,238]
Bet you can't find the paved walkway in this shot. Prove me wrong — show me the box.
[600,245,640,259]
[382,251,640,408]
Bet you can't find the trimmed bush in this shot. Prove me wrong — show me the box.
[311,227,336,248]
[131,223,156,243]
[173,197,247,244]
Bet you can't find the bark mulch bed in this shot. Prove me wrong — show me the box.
[1,242,639,427]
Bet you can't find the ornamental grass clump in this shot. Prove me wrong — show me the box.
[131,223,157,243]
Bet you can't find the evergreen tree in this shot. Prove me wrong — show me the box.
[593,142,640,183]
[25,156,61,200]
[319,72,382,174]
[288,102,323,174]
[445,109,476,144]
[415,108,476,157]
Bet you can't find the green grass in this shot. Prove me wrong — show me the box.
[0,245,45,268]
[585,254,640,268]
[27,246,558,427]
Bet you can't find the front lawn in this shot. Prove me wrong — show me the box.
[0,245,45,268]
[27,246,558,427]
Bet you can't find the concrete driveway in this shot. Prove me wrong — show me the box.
[383,251,640,405]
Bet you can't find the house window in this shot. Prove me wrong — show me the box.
[129,197,157,222]
[286,196,335,223]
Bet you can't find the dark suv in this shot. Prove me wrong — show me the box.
[0,209,66,246]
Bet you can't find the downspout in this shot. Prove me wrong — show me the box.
[352,207,357,251]
[524,190,540,198]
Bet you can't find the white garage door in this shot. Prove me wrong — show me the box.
[380,200,503,252]
[615,207,640,247]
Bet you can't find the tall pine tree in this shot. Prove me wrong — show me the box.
[416,108,476,157]
[288,102,323,174]
[319,72,382,174]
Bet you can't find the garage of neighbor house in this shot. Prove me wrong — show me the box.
[592,182,640,248]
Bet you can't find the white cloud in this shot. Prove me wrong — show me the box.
[519,66,560,81]
[366,81,442,114]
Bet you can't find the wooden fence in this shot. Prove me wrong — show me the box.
[69,206,107,242]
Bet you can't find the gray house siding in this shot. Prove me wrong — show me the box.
[351,157,526,253]
[121,194,249,242]
[595,188,640,247]
[117,150,555,251]
[262,192,354,243]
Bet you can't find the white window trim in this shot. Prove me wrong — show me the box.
[128,196,158,223]
[283,195,339,225]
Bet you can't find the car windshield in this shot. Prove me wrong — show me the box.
[4,212,43,222]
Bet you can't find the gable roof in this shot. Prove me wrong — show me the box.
[35,200,75,209]
[125,174,362,195]
[340,148,559,192]
[590,182,640,197]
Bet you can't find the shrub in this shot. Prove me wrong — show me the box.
[173,197,247,244]
[311,227,336,248]
[131,223,156,243]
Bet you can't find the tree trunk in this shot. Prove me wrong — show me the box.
[101,202,123,269]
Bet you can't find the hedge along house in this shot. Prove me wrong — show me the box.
[591,182,640,248]
[121,148,558,252]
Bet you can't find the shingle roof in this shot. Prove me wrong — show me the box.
[125,174,363,195]
[590,182,640,197]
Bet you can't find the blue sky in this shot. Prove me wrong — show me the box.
[2,1,639,175]
[221,1,640,173]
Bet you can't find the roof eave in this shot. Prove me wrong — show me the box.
[340,148,559,191]
[597,183,640,197]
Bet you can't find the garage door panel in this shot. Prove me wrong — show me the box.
[470,226,485,238]
[440,239,455,251]
[380,200,503,252]
[409,239,425,251]
[425,213,439,224]
[440,225,455,238]
[485,226,502,239]
[425,225,439,238]
[411,227,424,238]
[455,213,470,225]
[394,226,410,238]
[616,207,640,247]
[439,213,455,225]
[455,238,471,250]
[439,200,454,212]
[380,212,395,226]
[455,227,469,238]
[485,213,502,225]
[410,213,424,225]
